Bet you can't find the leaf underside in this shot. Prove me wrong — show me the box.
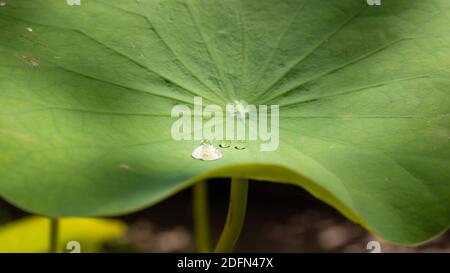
[0,0,449,245]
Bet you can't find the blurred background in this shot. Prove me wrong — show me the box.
[0,179,449,253]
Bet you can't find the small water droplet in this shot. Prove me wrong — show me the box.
[219,140,231,148]
[26,27,33,32]
[218,30,227,37]
[20,55,41,68]
[192,141,222,161]
[0,2,6,7]
[119,164,131,170]
[234,141,246,150]
[29,59,40,68]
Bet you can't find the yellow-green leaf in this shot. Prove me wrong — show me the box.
[0,216,126,253]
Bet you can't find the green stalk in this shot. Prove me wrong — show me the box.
[214,178,249,253]
[193,181,212,252]
[49,218,59,253]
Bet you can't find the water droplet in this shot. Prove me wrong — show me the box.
[0,2,6,7]
[234,141,246,150]
[219,140,231,148]
[192,141,223,161]
[29,59,40,68]
[119,164,131,170]
[26,27,33,32]
[218,30,227,37]
[20,55,41,68]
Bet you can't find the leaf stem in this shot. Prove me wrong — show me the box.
[214,178,249,253]
[193,181,212,252]
[49,218,59,253]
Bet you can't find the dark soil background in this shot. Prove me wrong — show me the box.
[1,179,449,252]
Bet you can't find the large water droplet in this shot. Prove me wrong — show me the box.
[219,140,231,148]
[192,141,223,161]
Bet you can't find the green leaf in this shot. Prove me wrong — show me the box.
[0,216,126,253]
[0,0,448,245]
